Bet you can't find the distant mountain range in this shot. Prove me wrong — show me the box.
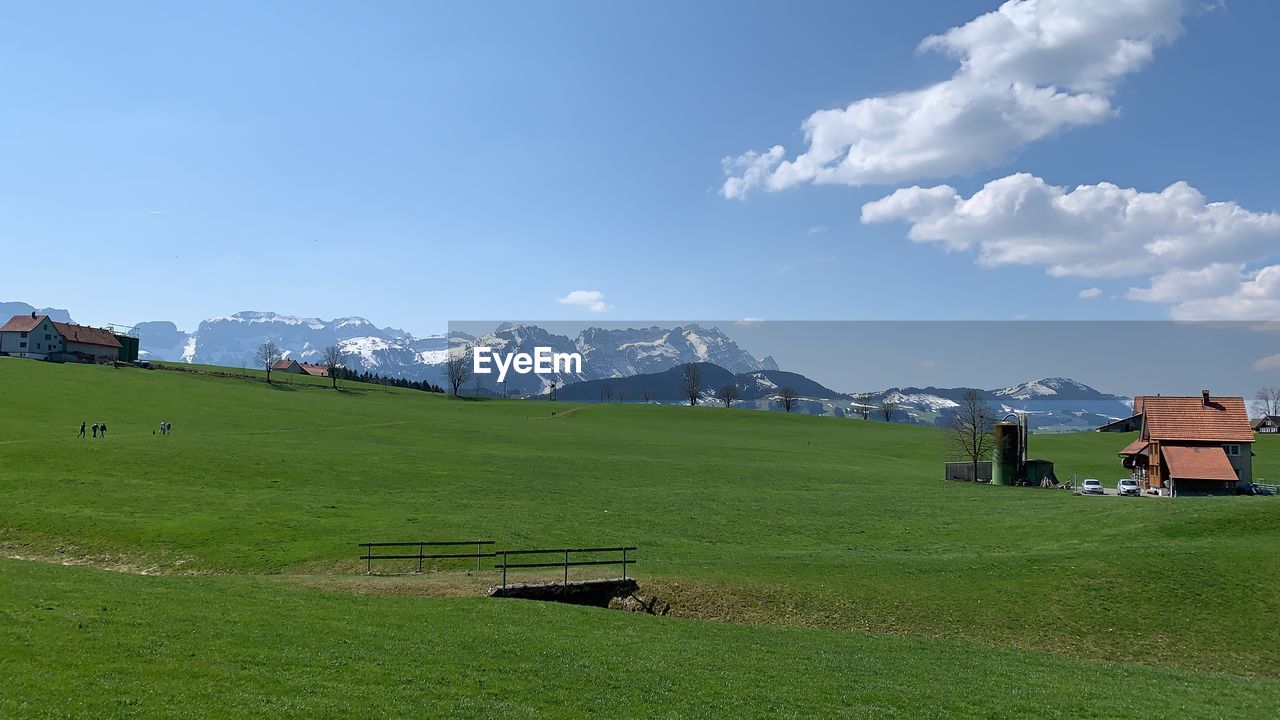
[455,323,779,396]
[3,302,1132,431]
[132,312,449,380]
[129,313,779,389]
[0,301,72,324]
[558,370,1133,432]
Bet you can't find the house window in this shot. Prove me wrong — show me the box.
[20,331,27,338]
[19,341,26,348]
[1225,444,1241,456]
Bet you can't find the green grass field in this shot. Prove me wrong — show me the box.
[2,359,1278,717]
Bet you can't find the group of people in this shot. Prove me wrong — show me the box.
[77,421,107,438]
[76,420,175,438]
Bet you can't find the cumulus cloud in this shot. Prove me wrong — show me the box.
[1253,353,1280,373]
[557,290,610,313]
[1078,287,1102,299]
[861,173,1280,320]
[721,0,1189,198]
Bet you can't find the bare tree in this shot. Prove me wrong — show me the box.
[853,392,874,420]
[680,363,701,406]
[617,388,626,403]
[778,387,798,412]
[602,384,613,403]
[641,389,651,403]
[445,348,472,397]
[878,398,899,422]
[717,383,740,408]
[1254,386,1280,418]
[948,389,995,483]
[321,344,345,390]
[255,340,283,384]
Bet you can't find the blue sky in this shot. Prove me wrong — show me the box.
[2,0,1278,336]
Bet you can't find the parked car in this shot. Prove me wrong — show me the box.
[1117,479,1141,496]
[1081,478,1104,495]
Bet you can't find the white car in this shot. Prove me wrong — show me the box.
[1116,479,1141,496]
[1081,478,1104,495]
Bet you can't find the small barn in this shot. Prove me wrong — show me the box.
[1118,391,1253,496]
[272,358,304,374]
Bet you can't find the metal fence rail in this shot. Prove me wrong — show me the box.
[494,546,636,588]
[359,540,495,574]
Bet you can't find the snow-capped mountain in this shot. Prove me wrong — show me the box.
[858,379,1133,432]
[133,314,771,388]
[137,311,448,380]
[556,365,1132,432]
[459,323,774,396]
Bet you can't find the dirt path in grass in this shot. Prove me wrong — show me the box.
[527,406,589,420]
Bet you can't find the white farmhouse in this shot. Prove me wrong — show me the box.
[0,313,122,363]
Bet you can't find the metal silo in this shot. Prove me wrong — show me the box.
[991,420,1020,486]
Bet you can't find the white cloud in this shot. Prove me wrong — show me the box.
[807,225,828,235]
[721,0,1189,197]
[735,317,765,326]
[1160,266,1280,321]
[861,173,1280,319]
[1253,353,1280,373]
[1078,287,1102,299]
[919,359,937,369]
[557,290,610,313]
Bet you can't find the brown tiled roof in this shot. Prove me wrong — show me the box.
[52,322,121,349]
[300,364,329,377]
[0,314,45,332]
[1118,438,1148,456]
[1133,396,1147,414]
[1162,445,1239,482]
[272,359,300,370]
[1142,395,1253,443]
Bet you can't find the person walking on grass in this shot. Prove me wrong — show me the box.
[91,422,98,438]
[78,421,86,438]
[100,422,107,438]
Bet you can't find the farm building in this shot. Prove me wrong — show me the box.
[0,313,126,363]
[1118,391,1253,496]
[1252,416,1280,434]
[271,358,305,374]
[300,363,330,377]
[270,358,331,377]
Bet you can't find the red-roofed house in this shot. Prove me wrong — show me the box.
[0,313,122,363]
[300,363,330,377]
[1118,391,1254,496]
[271,358,304,374]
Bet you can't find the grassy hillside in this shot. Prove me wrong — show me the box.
[4,559,1276,719]
[1,358,1278,716]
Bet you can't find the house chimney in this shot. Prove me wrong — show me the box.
[1202,389,1211,405]
[30,311,36,319]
